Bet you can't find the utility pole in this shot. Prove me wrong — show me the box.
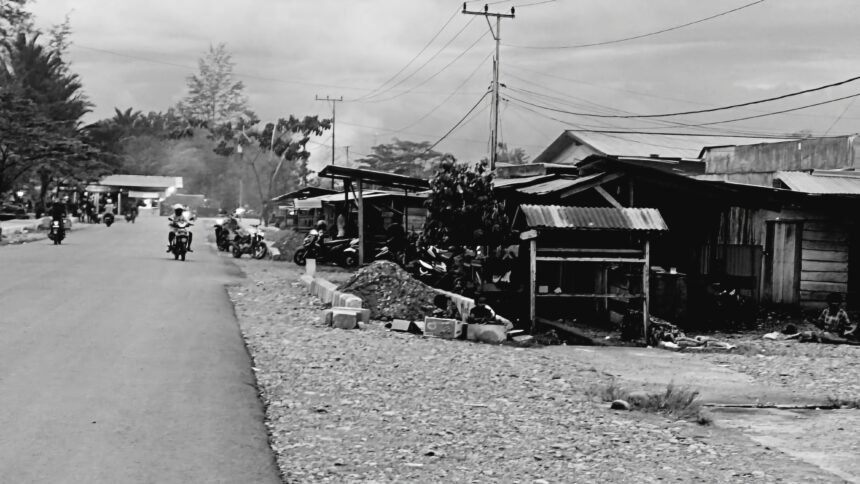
[462,3,514,173]
[315,95,343,189]
[345,146,350,165]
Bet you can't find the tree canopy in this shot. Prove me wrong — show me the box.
[177,43,250,126]
[355,138,444,178]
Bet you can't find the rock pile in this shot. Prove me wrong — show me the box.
[337,261,438,321]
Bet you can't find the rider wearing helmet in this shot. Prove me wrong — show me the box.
[167,203,193,252]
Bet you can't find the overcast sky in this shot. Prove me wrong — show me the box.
[29,0,860,171]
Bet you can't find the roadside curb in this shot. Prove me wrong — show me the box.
[299,273,363,308]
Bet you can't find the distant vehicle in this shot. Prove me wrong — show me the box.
[48,220,65,245]
[103,212,115,227]
[0,203,28,221]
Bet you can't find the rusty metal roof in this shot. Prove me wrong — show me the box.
[775,171,860,195]
[518,205,668,231]
[517,173,604,196]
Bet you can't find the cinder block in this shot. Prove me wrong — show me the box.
[321,309,333,326]
[331,309,358,330]
[340,294,363,308]
[300,274,314,289]
[332,306,370,324]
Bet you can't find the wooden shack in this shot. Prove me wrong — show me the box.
[513,205,669,334]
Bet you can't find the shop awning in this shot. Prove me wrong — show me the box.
[128,191,163,199]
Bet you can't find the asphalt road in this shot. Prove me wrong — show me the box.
[0,215,281,483]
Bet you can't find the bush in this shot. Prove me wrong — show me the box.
[588,380,711,425]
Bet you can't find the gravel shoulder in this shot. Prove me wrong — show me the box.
[228,259,846,483]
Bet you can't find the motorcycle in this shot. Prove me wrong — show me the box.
[231,224,268,259]
[125,211,136,223]
[409,245,452,288]
[169,218,192,261]
[293,229,358,267]
[103,212,115,227]
[213,218,233,252]
[48,220,65,245]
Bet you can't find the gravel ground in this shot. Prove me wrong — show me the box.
[229,259,845,483]
[694,333,860,404]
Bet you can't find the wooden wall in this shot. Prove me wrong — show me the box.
[801,221,849,307]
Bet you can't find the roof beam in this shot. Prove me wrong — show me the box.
[595,186,624,209]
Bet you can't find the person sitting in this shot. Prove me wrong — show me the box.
[167,204,193,252]
[816,292,856,339]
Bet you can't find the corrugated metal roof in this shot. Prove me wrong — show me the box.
[517,173,603,196]
[775,171,860,195]
[98,175,182,189]
[571,131,789,160]
[519,205,668,231]
[494,175,556,188]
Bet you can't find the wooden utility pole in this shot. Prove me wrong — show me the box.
[462,3,514,173]
[315,95,343,189]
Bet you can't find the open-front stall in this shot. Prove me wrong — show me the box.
[514,205,669,337]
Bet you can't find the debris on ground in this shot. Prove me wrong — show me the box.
[270,230,305,261]
[337,261,438,321]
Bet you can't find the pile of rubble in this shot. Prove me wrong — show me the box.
[337,261,438,321]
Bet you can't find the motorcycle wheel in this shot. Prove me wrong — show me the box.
[232,245,243,259]
[174,251,180,260]
[342,253,358,268]
[252,242,268,260]
[293,248,307,266]
[181,252,186,261]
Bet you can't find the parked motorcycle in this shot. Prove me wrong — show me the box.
[213,218,232,252]
[293,229,357,267]
[231,224,268,259]
[48,220,65,245]
[103,212,115,227]
[169,218,192,261]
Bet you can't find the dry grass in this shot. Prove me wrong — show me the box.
[828,396,860,409]
[588,379,712,425]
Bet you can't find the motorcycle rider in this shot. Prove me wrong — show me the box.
[167,204,193,252]
[49,196,67,239]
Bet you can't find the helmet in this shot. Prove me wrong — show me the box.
[316,220,327,230]
[173,203,184,210]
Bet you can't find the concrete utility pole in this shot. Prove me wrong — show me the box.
[462,3,514,173]
[345,146,350,165]
[315,95,343,189]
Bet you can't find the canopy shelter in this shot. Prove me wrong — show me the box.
[317,165,430,264]
[268,187,337,230]
[514,204,669,337]
[85,175,183,213]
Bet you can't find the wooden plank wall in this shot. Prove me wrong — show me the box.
[801,221,849,306]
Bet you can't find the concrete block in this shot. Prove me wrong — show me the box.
[424,317,463,339]
[313,278,339,305]
[300,274,314,289]
[467,324,507,344]
[390,319,412,332]
[331,309,358,330]
[306,258,316,276]
[321,309,333,326]
[332,307,370,324]
[338,294,363,308]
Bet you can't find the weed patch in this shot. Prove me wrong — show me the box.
[589,379,711,425]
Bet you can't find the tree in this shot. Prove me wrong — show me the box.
[488,142,529,165]
[177,43,250,126]
[356,138,444,178]
[0,31,101,207]
[423,158,511,248]
[0,0,32,42]
[210,115,332,223]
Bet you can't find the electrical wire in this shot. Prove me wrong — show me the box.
[389,51,493,133]
[358,16,478,102]
[353,7,460,101]
[425,91,490,152]
[505,0,765,49]
[513,0,556,8]
[362,29,490,104]
[823,97,858,136]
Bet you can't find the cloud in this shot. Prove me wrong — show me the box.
[25,0,860,164]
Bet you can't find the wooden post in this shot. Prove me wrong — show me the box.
[358,178,365,265]
[403,188,408,229]
[344,180,350,235]
[642,238,650,341]
[529,238,537,333]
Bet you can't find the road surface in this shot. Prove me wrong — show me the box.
[0,215,281,483]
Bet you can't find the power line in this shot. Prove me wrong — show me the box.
[503,71,860,120]
[358,16,478,102]
[353,7,460,101]
[389,51,493,133]
[362,28,490,104]
[504,0,765,49]
[823,97,858,136]
[426,91,491,152]
[514,0,556,8]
